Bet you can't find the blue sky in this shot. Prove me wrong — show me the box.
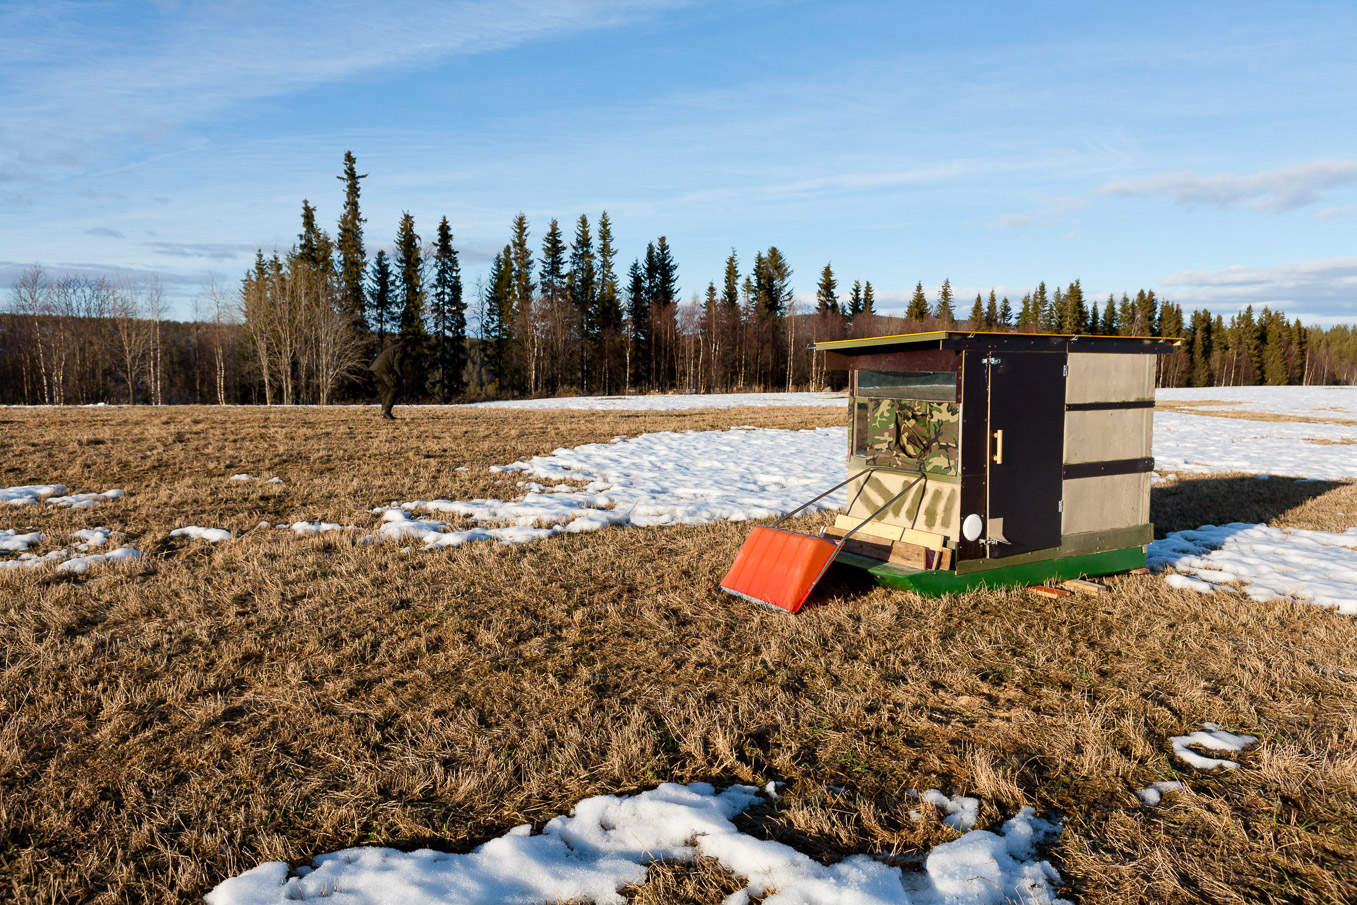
[2,0,1355,323]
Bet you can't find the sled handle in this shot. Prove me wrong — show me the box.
[770,467,885,528]
[770,467,926,547]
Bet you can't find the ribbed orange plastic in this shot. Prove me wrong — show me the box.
[719,526,841,613]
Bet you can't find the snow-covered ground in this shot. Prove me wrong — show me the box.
[207,782,1068,905]
[1169,724,1258,771]
[460,391,847,411]
[377,427,846,549]
[1153,410,1357,481]
[1158,385,1357,418]
[1,484,125,508]
[1147,523,1357,614]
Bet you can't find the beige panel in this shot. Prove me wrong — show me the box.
[1063,408,1153,464]
[846,471,960,540]
[832,515,947,550]
[1065,353,1154,404]
[1061,473,1150,535]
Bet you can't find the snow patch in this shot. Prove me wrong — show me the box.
[206,782,1067,905]
[54,547,142,575]
[288,521,353,535]
[1136,781,1185,806]
[373,427,846,550]
[915,789,981,832]
[229,474,255,482]
[0,529,42,552]
[170,526,233,543]
[1,485,124,508]
[1149,523,1357,614]
[1169,723,1258,771]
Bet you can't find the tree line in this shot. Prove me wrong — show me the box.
[3,152,1356,404]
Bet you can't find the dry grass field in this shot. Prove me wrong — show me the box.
[1,404,1355,904]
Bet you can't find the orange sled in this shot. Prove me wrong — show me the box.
[720,469,924,613]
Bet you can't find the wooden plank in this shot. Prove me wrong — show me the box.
[833,514,903,542]
[1030,585,1071,598]
[830,515,947,551]
[1061,578,1108,596]
[825,527,934,569]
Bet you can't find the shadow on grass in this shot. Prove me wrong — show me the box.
[1150,473,1346,537]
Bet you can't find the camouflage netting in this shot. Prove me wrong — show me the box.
[863,398,959,475]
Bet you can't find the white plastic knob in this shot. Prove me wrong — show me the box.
[962,513,984,542]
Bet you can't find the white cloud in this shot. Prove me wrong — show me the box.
[1100,159,1357,212]
[0,1,683,188]
[1160,256,1357,320]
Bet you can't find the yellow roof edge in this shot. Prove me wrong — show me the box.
[812,330,1183,350]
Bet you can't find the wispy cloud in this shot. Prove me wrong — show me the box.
[986,196,1086,230]
[1100,159,1357,211]
[84,226,124,239]
[143,241,258,261]
[0,1,684,188]
[1161,256,1357,318]
[0,259,207,289]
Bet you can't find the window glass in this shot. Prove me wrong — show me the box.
[856,369,956,402]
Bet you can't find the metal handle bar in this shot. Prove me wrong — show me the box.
[770,466,887,528]
[771,466,927,548]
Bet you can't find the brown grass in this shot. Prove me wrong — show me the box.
[1156,402,1357,427]
[1,405,1355,905]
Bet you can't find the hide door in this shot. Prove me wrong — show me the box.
[985,353,1066,557]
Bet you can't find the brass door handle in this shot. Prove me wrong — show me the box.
[991,429,1004,464]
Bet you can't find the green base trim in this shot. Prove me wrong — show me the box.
[954,523,1154,574]
[834,545,1146,596]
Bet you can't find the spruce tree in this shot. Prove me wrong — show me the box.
[651,237,680,389]
[539,219,567,308]
[595,212,622,391]
[1032,282,1050,331]
[722,250,740,309]
[934,278,955,326]
[596,212,621,333]
[1189,309,1213,386]
[482,248,514,386]
[1117,293,1134,335]
[815,263,838,315]
[847,281,864,320]
[999,296,1013,326]
[367,250,394,344]
[1102,294,1118,336]
[567,214,598,386]
[862,281,875,316]
[394,212,427,392]
[335,151,368,335]
[1048,285,1064,332]
[969,294,985,328]
[906,281,929,321]
[509,213,534,362]
[298,200,323,272]
[626,259,651,389]
[985,290,998,328]
[429,216,465,399]
[652,237,679,307]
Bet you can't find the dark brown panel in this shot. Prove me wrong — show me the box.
[1065,400,1155,412]
[986,352,1067,557]
[1063,457,1155,480]
[940,336,1174,356]
[835,349,962,375]
[955,350,990,564]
